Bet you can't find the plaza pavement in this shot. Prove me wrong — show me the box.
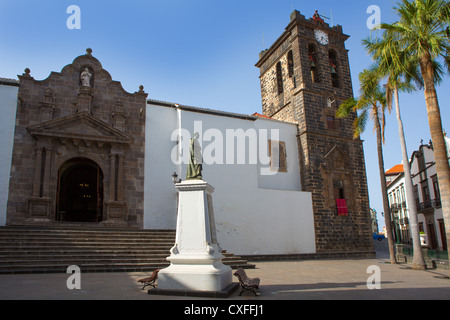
[0,240,448,301]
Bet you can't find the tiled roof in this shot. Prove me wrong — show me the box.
[147,98,256,121]
[251,112,272,119]
[385,164,404,175]
[0,78,19,86]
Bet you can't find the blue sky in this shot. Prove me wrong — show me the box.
[1,0,449,231]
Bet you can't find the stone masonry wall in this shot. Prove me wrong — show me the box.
[7,49,147,228]
[256,11,374,254]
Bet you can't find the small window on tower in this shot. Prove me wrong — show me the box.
[327,115,336,130]
[334,180,348,216]
[276,62,283,94]
[287,50,294,78]
[308,44,319,83]
[329,50,339,88]
[327,96,336,108]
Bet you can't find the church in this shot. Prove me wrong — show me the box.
[0,11,374,258]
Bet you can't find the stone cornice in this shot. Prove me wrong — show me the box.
[26,112,133,147]
[175,180,215,193]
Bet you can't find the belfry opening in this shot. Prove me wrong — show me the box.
[57,158,104,223]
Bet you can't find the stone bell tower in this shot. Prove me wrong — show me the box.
[256,10,373,254]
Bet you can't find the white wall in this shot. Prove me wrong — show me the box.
[254,118,301,191]
[144,103,316,256]
[387,174,407,216]
[144,104,179,230]
[0,83,19,226]
[411,145,445,249]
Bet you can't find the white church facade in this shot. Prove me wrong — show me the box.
[0,59,316,257]
[144,100,316,256]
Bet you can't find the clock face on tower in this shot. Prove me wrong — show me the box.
[315,30,329,45]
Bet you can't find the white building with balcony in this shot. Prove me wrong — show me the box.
[386,138,449,251]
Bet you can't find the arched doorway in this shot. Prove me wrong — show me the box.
[57,158,104,222]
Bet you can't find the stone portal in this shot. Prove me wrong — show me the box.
[57,157,103,223]
[7,49,148,228]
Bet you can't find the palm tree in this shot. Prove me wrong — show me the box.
[363,32,427,270]
[337,69,397,264]
[378,0,450,270]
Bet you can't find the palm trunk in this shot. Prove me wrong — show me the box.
[420,56,450,276]
[374,107,397,264]
[393,84,426,270]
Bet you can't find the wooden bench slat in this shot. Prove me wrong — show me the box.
[233,268,260,296]
[137,269,160,290]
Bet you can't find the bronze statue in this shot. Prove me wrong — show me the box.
[186,132,203,180]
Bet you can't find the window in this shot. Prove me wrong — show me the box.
[276,62,283,94]
[334,180,348,216]
[421,181,430,202]
[287,50,294,78]
[400,186,405,203]
[432,175,440,199]
[308,44,319,83]
[418,222,424,233]
[417,151,426,172]
[328,50,339,88]
[336,199,348,216]
[413,185,420,207]
[269,140,287,173]
[326,115,336,130]
[327,97,335,108]
[438,219,447,250]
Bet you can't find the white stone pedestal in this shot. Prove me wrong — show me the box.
[151,180,236,297]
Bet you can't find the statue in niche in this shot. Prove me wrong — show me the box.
[80,67,92,87]
[186,132,203,180]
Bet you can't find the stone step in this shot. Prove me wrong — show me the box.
[0,253,254,268]
[0,253,253,262]
[0,249,171,256]
[0,261,255,274]
[0,240,175,246]
[0,258,253,267]
[0,225,176,232]
[0,234,176,239]
[0,262,171,274]
[0,230,176,238]
[0,257,168,265]
[0,226,255,273]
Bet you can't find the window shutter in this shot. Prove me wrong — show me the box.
[336,199,348,216]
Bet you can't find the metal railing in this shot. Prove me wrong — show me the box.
[417,198,442,212]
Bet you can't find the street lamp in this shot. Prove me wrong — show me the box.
[172,172,181,184]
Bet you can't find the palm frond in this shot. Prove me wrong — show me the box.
[337,68,389,140]
[336,97,357,118]
[353,109,369,139]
